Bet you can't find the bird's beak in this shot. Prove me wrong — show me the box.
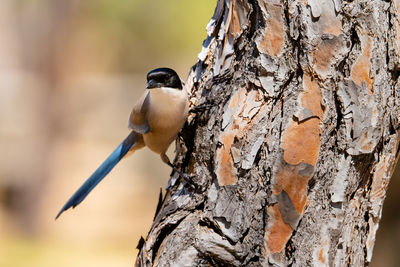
[146,80,157,89]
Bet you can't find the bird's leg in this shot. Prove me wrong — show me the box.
[160,153,196,188]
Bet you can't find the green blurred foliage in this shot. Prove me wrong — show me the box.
[79,0,216,71]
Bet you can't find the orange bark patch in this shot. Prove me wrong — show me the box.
[302,74,324,118]
[215,88,263,185]
[351,34,373,94]
[279,74,323,209]
[265,73,324,255]
[282,74,323,166]
[274,166,310,213]
[217,132,237,186]
[309,0,344,77]
[312,37,346,75]
[322,20,342,36]
[265,205,293,253]
[258,3,285,57]
[318,248,326,264]
[281,119,321,166]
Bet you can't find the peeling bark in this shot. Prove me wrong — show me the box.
[136,0,400,266]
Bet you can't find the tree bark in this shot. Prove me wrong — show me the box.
[136,0,400,266]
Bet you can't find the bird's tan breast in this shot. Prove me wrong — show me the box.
[143,87,188,153]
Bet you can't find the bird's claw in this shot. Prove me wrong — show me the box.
[171,167,197,189]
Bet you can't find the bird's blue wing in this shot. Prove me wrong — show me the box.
[56,131,138,219]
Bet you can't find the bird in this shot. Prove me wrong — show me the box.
[56,68,189,219]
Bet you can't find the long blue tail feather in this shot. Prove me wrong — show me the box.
[56,131,137,219]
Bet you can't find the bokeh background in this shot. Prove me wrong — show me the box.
[0,1,398,266]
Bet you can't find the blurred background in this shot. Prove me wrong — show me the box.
[0,1,215,266]
[0,0,397,266]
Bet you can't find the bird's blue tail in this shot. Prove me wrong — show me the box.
[56,131,138,219]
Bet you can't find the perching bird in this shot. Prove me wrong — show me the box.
[56,68,189,219]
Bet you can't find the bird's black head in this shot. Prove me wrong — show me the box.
[146,68,183,90]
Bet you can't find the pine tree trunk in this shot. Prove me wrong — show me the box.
[136,0,400,266]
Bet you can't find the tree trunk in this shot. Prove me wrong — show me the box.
[136,0,400,266]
